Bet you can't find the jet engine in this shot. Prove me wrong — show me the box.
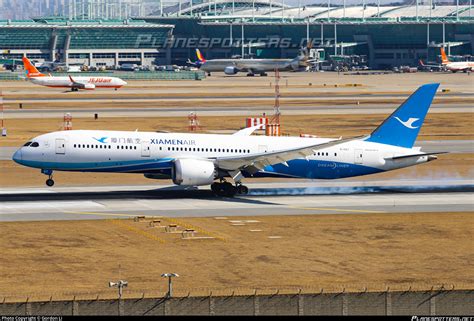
[172,158,216,186]
[224,66,239,75]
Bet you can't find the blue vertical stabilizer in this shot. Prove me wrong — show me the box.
[365,83,440,148]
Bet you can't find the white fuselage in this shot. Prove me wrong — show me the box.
[13,130,432,183]
[29,76,127,89]
[444,61,474,72]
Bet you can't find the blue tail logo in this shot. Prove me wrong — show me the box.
[394,117,420,129]
[365,83,439,148]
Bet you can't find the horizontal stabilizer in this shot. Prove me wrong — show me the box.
[385,151,448,161]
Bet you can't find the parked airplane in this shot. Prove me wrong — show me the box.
[13,84,444,197]
[191,48,312,76]
[419,47,474,73]
[440,47,474,72]
[22,57,127,91]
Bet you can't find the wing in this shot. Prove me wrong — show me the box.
[216,135,364,174]
[232,125,264,136]
[68,75,95,89]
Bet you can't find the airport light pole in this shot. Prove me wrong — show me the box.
[161,273,179,298]
[109,280,128,316]
[109,280,128,299]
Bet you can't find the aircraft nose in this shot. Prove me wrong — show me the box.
[12,149,22,163]
[121,80,128,86]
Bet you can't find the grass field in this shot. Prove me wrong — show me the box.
[0,212,472,301]
[2,113,473,147]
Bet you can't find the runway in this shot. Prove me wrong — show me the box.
[1,179,472,222]
[1,140,472,160]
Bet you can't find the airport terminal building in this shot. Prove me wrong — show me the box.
[0,0,473,69]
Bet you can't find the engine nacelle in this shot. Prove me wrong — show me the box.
[224,66,239,75]
[172,158,216,186]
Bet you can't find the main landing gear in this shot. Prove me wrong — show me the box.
[211,181,249,197]
[41,169,55,187]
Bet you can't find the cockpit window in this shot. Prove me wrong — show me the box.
[30,142,39,147]
[23,142,32,147]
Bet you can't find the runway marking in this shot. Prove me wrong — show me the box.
[108,219,166,244]
[288,206,386,214]
[164,217,227,242]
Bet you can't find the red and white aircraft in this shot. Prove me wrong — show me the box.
[23,57,127,91]
[420,47,474,73]
[440,47,474,73]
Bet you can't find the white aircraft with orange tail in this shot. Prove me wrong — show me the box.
[22,57,127,91]
[420,47,474,73]
[440,47,474,73]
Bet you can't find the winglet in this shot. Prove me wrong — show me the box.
[365,83,439,148]
[69,75,75,83]
[233,125,264,136]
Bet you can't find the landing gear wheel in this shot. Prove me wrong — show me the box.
[46,178,55,187]
[236,185,249,195]
[260,73,268,77]
[223,182,237,197]
[211,182,237,197]
[246,73,255,77]
[211,182,221,194]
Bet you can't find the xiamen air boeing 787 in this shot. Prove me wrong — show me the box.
[13,84,444,196]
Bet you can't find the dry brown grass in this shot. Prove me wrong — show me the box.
[0,212,472,301]
[1,113,472,147]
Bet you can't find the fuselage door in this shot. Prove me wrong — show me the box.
[141,141,151,157]
[55,138,66,154]
[354,149,363,164]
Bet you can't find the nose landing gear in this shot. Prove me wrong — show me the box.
[46,177,55,187]
[211,181,249,197]
[41,169,55,187]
